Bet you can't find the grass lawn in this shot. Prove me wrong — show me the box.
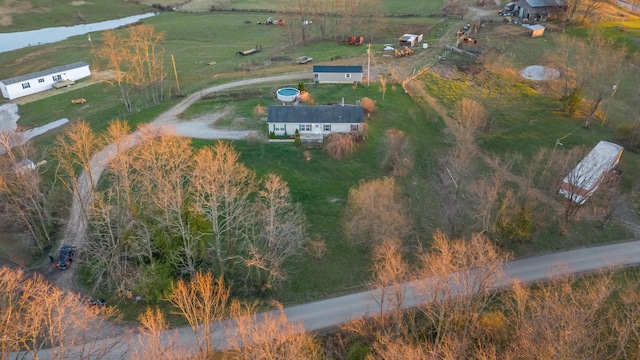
[190,82,446,303]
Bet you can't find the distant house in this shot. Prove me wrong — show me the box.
[267,104,365,141]
[398,33,423,47]
[313,66,363,84]
[516,0,567,21]
[0,62,91,100]
[559,141,624,205]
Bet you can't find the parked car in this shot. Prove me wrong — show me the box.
[56,245,75,270]
[89,299,105,307]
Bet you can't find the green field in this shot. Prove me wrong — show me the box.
[0,0,150,32]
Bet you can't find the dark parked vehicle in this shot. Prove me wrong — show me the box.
[89,299,105,307]
[56,245,75,270]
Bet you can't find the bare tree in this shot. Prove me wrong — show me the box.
[344,177,410,249]
[469,173,503,234]
[192,141,257,278]
[0,267,123,359]
[246,174,306,290]
[504,273,614,359]
[54,121,101,225]
[168,272,231,355]
[136,306,179,360]
[415,231,508,355]
[0,132,53,252]
[381,128,413,177]
[130,134,200,276]
[94,30,134,113]
[229,300,321,360]
[94,25,167,112]
[126,25,167,104]
[453,98,488,134]
[552,34,626,127]
[368,239,408,331]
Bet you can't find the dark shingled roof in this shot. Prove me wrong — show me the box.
[313,65,363,73]
[523,0,566,7]
[0,62,89,85]
[267,105,365,124]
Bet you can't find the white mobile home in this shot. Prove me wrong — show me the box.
[559,141,624,204]
[0,62,91,100]
[313,66,363,84]
[267,104,365,141]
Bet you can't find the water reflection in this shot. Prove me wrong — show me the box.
[0,12,157,54]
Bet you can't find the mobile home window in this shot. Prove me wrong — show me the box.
[299,124,312,132]
[345,73,352,78]
[52,75,62,81]
[350,124,359,132]
[38,78,45,83]
[323,124,331,132]
[21,82,30,89]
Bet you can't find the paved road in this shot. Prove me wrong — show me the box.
[18,239,640,359]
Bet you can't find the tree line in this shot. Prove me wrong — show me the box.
[3,232,640,359]
[52,120,306,299]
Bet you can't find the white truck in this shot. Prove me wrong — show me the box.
[499,2,517,16]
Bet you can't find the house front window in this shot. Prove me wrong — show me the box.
[38,78,45,83]
[323,124,331,132]
[273,124,286,132]
[21,82,30,89]
[350,124,359,132]
[345,73,352,79]
[52,74,62,81]
[299,124,312,132]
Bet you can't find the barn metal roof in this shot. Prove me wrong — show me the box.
[523,0,566,7]
[0,61,89,85]
[267,105,365,123]
[313,65,363,73]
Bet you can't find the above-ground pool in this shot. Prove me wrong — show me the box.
[276,88,300,102]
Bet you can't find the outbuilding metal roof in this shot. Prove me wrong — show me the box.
[267,105,365,124]
[0,61,89,85]
[313,65,363,73]
[524,0,566,7]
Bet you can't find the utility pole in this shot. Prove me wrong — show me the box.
[171,54,181,95]
[601,80,620,126]
[367,43,371,87]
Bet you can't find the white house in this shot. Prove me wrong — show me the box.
[0,61,91,100]
[313,66,363,84]
[559,141,624,204]
[267,104,365,141]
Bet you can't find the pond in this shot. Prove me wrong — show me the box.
[0,12,157,54]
